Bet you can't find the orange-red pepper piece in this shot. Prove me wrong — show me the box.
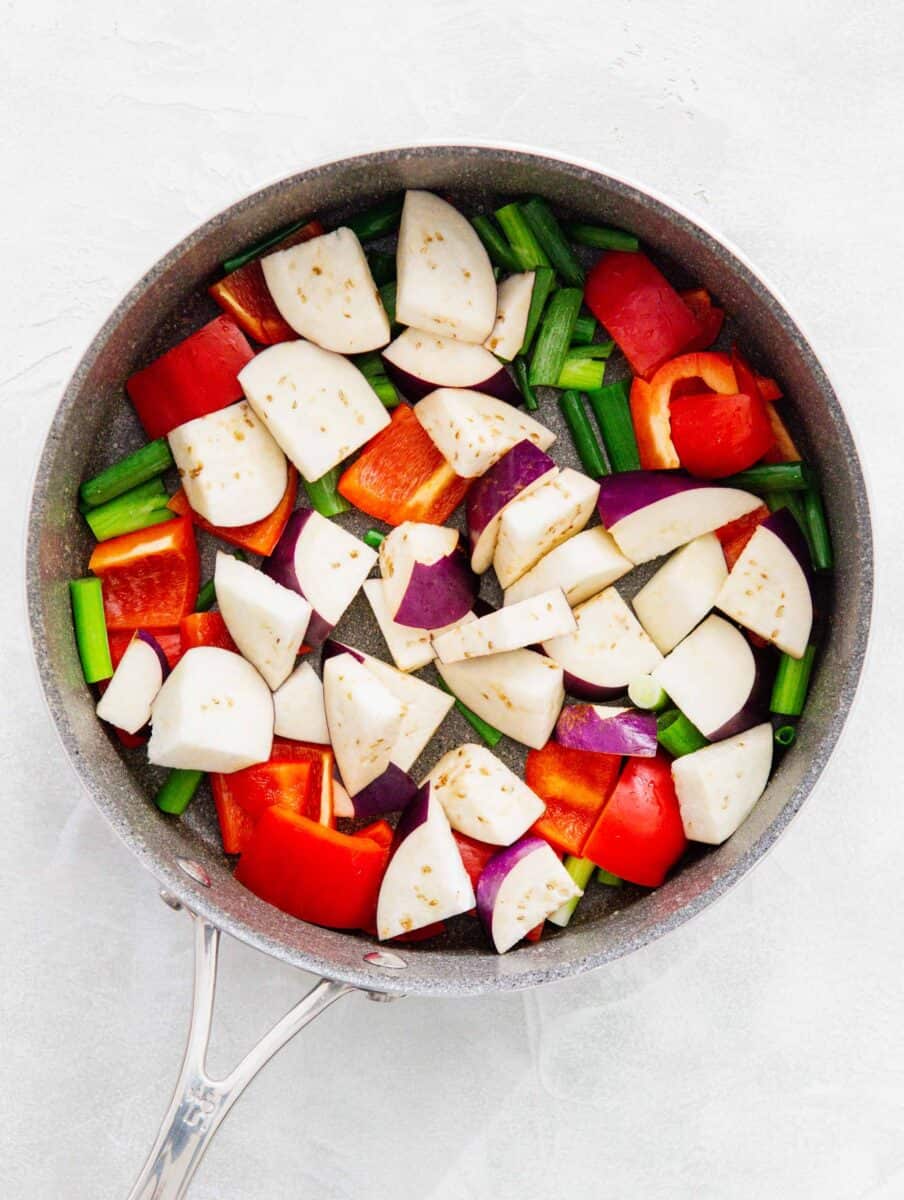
[715,503,771,570]
[89,516,200,631]
[526,742,621,858]
[630,351,738,470]
[178,611,238,653]
[167,465,298,557]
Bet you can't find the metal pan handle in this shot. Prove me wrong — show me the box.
[127,902,357,1200]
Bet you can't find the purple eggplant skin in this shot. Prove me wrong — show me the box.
[475,836,547,932]
[321,639,365,666]
[136,629,171,681]
[382,358,522,406]
[707,642,776,741]
[392,546,478,629]
[263,508,333,646]
[596,470,707,528]
[392,781,432,846]
[555,706,657,756]
[350,763,418,820]
[466,440,556,558]
[561,668,625,703]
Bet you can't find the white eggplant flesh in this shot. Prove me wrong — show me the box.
[272,661,329,745]
[214,553,311,690]
[239,340,390,482]
[167,401,287,528]
[322,652,404,796]
[503,526,633,608]
[381,327,518,402]
[466,440,558,574]
[652,614,761,740]
[378,521,473,629]
[436,648,565,750]
[415,388,555,479]
[493,468,600,589]
[542,586,663,700]
[331,776,354,819]
[363,578,475,672]
[148,647,273,773]
[477,838,582,954]
[396,191,497,343]
[376,783,476,939]
[632,533,728,654]
[426,744,545,845]
[433,589,576,664]
[671,723,773,844]
[96,635,165,734]
[715,516,813,658]
[261,227,390,354]
[483,272,535,361]
[360,652,454,772]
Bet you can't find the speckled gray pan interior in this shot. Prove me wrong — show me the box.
[26,146,873,997]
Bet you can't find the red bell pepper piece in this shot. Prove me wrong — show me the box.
[89,517,200,630]
[583,753,687,888]
[179,611,238,653]
[757,376,782,402]
[629,351,738,470]
[730,346,800,465]
[95,676,151,747]
[526,742,621,857]
[214,789,256,855]
[167,465,298,557]
[126,315,255,440]
[762,406,801,463]
[679,288,725,352]
[670,391,774,479]
[452,831,499,891]
[208,220,325,344]
[108,627,182,670]
[338,404,471,526]
[234,807,390,930]
[355,820,394,850]
[390,921,447,943]
[715,503,771,570]
[584,251,703,379]
[524,922,545,943]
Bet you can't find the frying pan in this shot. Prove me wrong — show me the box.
[26,145,873,1199]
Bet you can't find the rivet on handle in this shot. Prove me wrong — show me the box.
[176,858,212,887]
[363,950,407,970]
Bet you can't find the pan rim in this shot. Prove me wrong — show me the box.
[26,142,874,996]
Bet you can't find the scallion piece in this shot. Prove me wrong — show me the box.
[84,478,173,542]
[519,267,555,356]
[529,287,583,387]
[570,314,598,345]
[155,769,205,815]
[363,529,386,549]
[721,462,811,493]
[513,358,538,411]
[586,380,641,472]
[556,355,606,392]
[521,197,585,288]
[563,221,639,252]
[379,280,398,327]
[494,203,552,271]
[366,248,396,286]
[628,675,669,711]
[471,215,521,273]
[70,577,113,684]
[547,856,597,928]
[562,341,614,360]
[774,724,797,749]
[436,678,503,748]
[222,218,311,273]
[371,376,400,408]
[345,195,404,242]
[353,350,385,380]
[79,438,174,509]
[559,391,608,478]
[196,549,248,612]
[596,868,623,887]
[303,465,351,518]
[770,644,816,716]
[803,487,833,570]
[657,708,708,757]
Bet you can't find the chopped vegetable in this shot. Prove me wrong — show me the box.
[512,357,538,410]
[503,526,631,608]
[631,533,728,654]
[89,516,200,630]
[584,252,702,378]
[345,194,404,242]
[721,463,811,493]
[155,769,204,816]
[494,468,599,589]
[585,380,640,472]
[671,724,773,844]
[670,390,774,479]
[379,522,475,630]
[547,856,597,928]
[627,675,669,712]
[483,272,535,361]
[679,288,725,352]
[435,678,503,748]
[302,465,352,518]
[84,478,174,542]
[79,439,174,510]
[273,662,329,745]
[323,651,404,796]
[556,705,657,757]
[366,249,396,286]
[168,465,298,557]
[427,744,545,845]
[519,266,555,355]
[437,648,564,750]
[416,387,555,479]
[126,316,255,441]
[529,287,583,387]
[629,350,739,470]
[526,740,620,857]
[521,197,585,288]
[494,202,551,271]
[477,837,581,953]
[774,724,797,748]
[470,214,521,272]
[714,503,771,570]
[363,578,473,673]
[558,390,608,478]
[222,217,323,274]
[70,577,114,683]
[563,221,639,252]
[570,314,598,345]
[96,630,169,734]
[466,440,557,573]
[555,351,606,392]
[433,589,575,663]
[803,485,833,571]
[582,753,687,887]
[363,528,385,549]
[382,327,520,403]
[656,708,709,757]
[179,611,239,653]
[770,644,817,717]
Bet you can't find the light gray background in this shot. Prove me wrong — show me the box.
[3,2,900,1197]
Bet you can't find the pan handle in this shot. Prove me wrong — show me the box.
[127,904,358,1200]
